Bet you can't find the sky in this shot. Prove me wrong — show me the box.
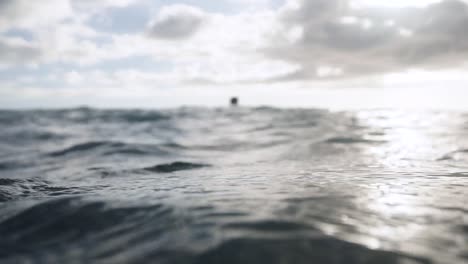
[0,0,467,109]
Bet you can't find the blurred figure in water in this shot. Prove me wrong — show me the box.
[230,97,238,106]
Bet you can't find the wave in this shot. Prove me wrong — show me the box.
[48,141,119,157]
[82,161,211,177]
[47,141,180,158]
[143,162,211,173]
[0,197,177,262]
[0,108,467,263]
[57,108,171,123]
[324,136,387,145]
[437,148,468,161]
[0,161,26,171]
[193,237,430,264]
[0,131,67,144]
[223,220,315,232]
[0,111,30,126]
[0,196,432,264]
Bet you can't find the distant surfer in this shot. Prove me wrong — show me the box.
[230,97,238,106]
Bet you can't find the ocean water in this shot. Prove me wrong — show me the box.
[0,107,466,264]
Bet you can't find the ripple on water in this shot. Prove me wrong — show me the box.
[0,178,89,202]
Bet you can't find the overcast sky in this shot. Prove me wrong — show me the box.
[1,0,467,109]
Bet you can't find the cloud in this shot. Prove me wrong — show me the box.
[0,0,142,67]
[227,0,273,10]
[262,0,468,80]
[72,0,140,9]
[0,0,73,31]
[0,0,141,32]
[147,5,207,40]
[0,37,42,66]
[2,0,468,87]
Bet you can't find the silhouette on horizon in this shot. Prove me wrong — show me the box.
[230,97,238,106]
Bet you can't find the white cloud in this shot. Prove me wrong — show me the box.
[64,70,84,85]
[0,0,73,31]
[228,0,272,10]
[72,0,141,10]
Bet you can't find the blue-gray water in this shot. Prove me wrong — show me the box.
[0,107,466,264]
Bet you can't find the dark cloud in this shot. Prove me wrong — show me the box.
[264,0,468,80]
[282,0,347,23]
[147,4,206,40]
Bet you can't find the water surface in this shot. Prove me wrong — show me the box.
[0,107,466,263]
